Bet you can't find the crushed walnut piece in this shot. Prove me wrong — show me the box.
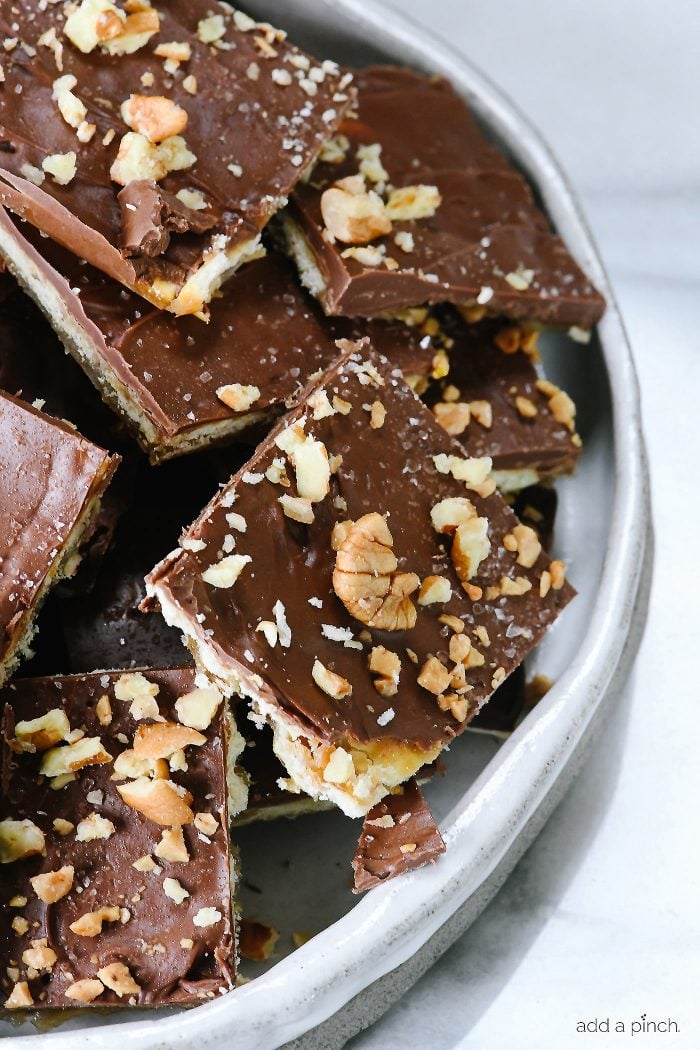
[321,175,392,244]
[418,575,452,606]
[121,94,188,143]
[333,513,419,630]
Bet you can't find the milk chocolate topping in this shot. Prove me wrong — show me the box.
[0,392,118,680]
[425,314,581,477]
[287,67,605,326]
[148,348,574,752]
[352,779,445,892]
[0,210,439,460]
[0,0,353,308]
[0,667,235,1007]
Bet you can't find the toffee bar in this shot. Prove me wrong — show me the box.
[0,0,353,316]
[0,667,245,1009]
[146,344,574,818]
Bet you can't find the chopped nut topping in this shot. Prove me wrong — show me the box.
[216,383,261,412]
[275,423,331,502]
[417,656,451,696]
[433,401,470,436]
[70,905,121,937]
[366,814,395,829]
[194,811,219,836]
[134,722,206,760]
[121,94,188,144]
[279,494,315,524]
[356,142,388,184]
[192,907,222,927]
[4,981,33,1009]
[11,916,29,936]
[515,395,538,419]
[256,620,278,647]
[132,854,157,872]
[321,176,392,244]
[430,497,478,535]
[40,736,112,778]
[163,876,190,904]
[504,523,542,568]
[417,575,452,606]
[439,613,465,633]
[14,708,70,752]
[175,686,222,730]
[500,575,533,596]
[433,453,493,494]
[369,400,386,429]
[399,842,417,854]
[197,13,226,44]
[97,962,140,998]
[52,74,86,129]
[312,659,352,700]
[64,0,158,55]
[96,694,112,726]
[505,266,535,291]
[110,132,196,186]
[155,826,189,863]
[452,518,491,584]
[22,940,57,972]
[384,184,441,221]
[53,818,74,836]
[65,978,104,1004]
[368,646,401,697]
[115,671,162,721]
[333,513,419,631]
[549,560,566,589]
[117,778,194,826]
[154,39,192,67]
[201,553,251,588]
[539,570,552,597]
[449,633,472,664]
[42,152,77,185]
[30,865,74,904]
[322,746,355,784]
[469,400,493,428]
[76,812,116,842]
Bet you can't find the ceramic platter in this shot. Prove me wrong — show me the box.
[1,0,652,1046]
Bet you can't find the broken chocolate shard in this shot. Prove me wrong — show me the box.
[0,0,354,315]
[0,210,439,462]
[425,314,581,488]
[146,345,575,818]
[283,67,605,327]
[118,180,217,259]
[0,392,119,686]
[352,779,445,893]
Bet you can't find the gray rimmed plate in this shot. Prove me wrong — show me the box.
[0,1,651,1046]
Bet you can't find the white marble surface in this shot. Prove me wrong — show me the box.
[350,2,700,1047]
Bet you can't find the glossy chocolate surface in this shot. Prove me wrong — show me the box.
[148,349,574,752]
[288,67,605,326]
[0,667,235,1007]
[425,314,581,476]
[0,392,117,675]
[352,778,445,892]
[0,0,352,303]
[1,214,438,458]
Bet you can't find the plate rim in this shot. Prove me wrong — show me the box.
[3,1,651,1046]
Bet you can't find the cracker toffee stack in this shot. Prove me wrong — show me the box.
[0,0,604,1017]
